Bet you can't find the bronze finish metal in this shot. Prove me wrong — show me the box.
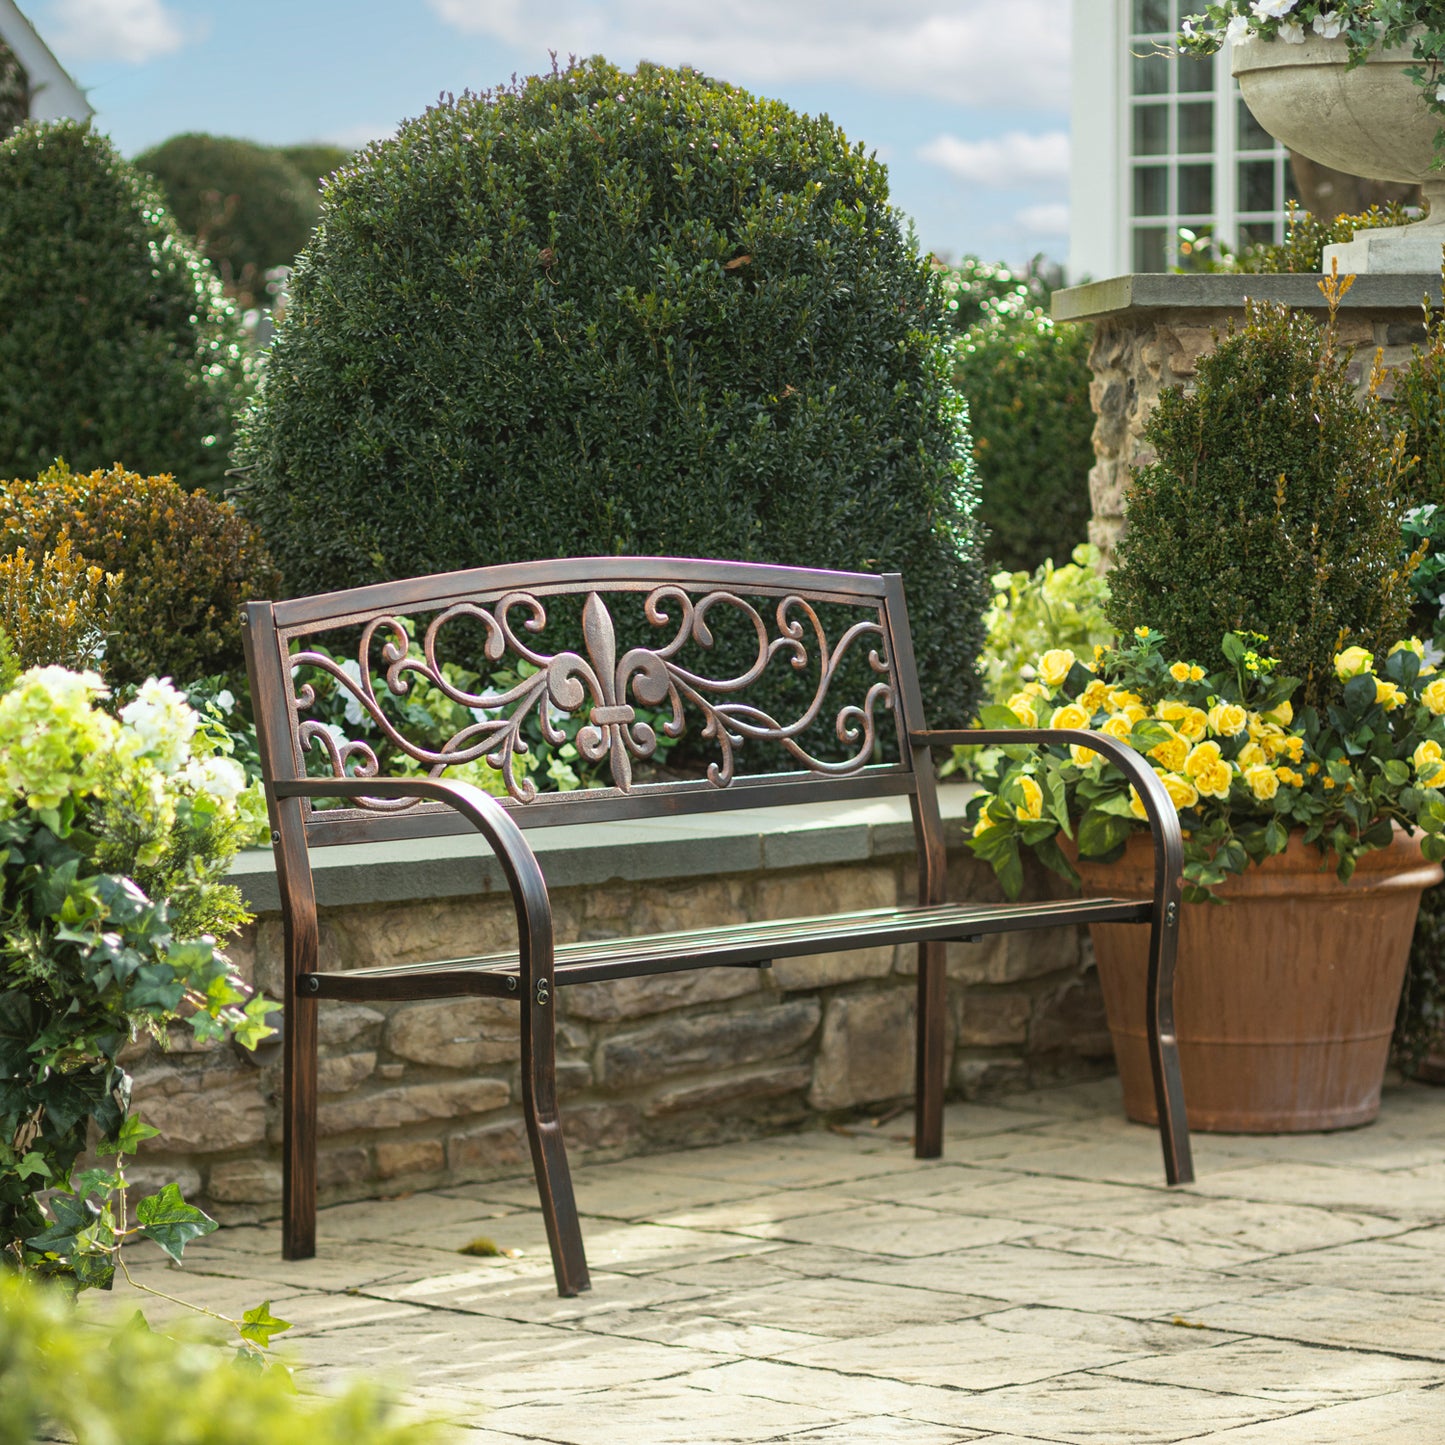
[244,557,1193,1298]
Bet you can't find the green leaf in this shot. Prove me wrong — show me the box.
[232,994,280,1052]
[98,1114,162,1158]
[978,704,1025,731]
[26,1192,101,1256]
[1343,673,1378,716]
[135,1183,218,1265]
[1077,808,1134,858]
[239,1299,294,1348]
[1383,758,1412,787]
[1264,818,1289,855]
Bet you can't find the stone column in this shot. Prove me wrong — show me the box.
[1051,273,1443,567]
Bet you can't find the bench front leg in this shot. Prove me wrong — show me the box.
[272,777,591,1295]
[911,728,1194,1188]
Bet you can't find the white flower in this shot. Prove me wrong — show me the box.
[214,689,235,713]
[339,659,366,727]
[1181,18,1196,37]
[1251,0,1299,17]
[1312,9,1343,38]
[182,754,246,806]
[120,677,199,776]
[1437,80,1445,102]
[1226,15,1254,41]
[1278,19,1306,41]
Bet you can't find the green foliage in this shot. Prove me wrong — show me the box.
[236,57,988,733]
[968,627,1445,902]
[0,669,269,1293]
[0,1276,448,1445]
[0,537,117,672]
[954,308,1094,573]
[0,462,281,688]
[278,143,353,189]
[1174,204,1416,274]
[135,133,321,305]
[1399,875,1445,1071]
[977,544,1113,705]
[1107,294,1416,709]
[1389,291,1445,512]
[934,255,1057,332]
[0,122,247,492]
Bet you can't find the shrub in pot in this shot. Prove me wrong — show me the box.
[234,56,989,735]
[968,291,1442,1131]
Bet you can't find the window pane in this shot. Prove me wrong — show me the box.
[1237,97,1273,151]
[1132,51,1170,96]
[1178,102,1214,153]
[1132,0,1171,32]
[1178,53,1214,92]
[1179,163,1214,213]
[1238,159,1276,211]
[1133,105,1169,156]
[1134,226,1168,272]
[1240,221,1280,249]
[1134,165,1169,216]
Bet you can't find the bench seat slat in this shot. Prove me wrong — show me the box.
[304,896,1152,1000]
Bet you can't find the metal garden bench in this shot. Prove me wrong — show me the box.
[243,556,1191,1297]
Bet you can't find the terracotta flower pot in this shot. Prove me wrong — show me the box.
[1076,829,1442,1132]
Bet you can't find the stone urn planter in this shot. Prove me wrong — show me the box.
[1232,32,1445,272]
[1075,828,1442,1132]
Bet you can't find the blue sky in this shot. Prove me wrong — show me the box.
[29,0,1072,266]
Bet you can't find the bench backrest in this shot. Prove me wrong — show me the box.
[243,556,945,868]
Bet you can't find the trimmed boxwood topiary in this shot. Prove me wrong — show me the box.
[0,462,281,687]
[0,122,247,492]
[1107,298,1414,709]
[235,57,988,732]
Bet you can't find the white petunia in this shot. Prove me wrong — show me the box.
[182,754,246,805]
[120,677,199,775]
[1251,0,1299,17]
[1278,18,1306,41]
[1312,9,1343,37]
[1226,15,1254,41]
[338,659,366,727]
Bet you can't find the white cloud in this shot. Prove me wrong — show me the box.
[1015,202,1070,234]
[44,0,186,64]
[426,0,1070,109]
[919,130,1070,187]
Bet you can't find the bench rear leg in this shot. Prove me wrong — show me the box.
[521,988,590,1296]
[283,992,318,1260]
[914,939,947,1158]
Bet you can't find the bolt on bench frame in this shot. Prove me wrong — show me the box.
[243,556,1191,1298]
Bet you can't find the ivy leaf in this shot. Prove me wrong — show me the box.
[239,1300,293,1348]
[232,994,280,1052]
[16,1152,51,1183]
[135,1183,218,1264]
[97,1114,161,1158]
[27,1192,101,1256]
[70,1166,120,1198]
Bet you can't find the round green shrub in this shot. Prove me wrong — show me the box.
[278,142,353,190]
[235,57,989,731]
[954,309,1094,573]
[134,132,320,303]
[1107,300,1414,708]
[0,122,247,492]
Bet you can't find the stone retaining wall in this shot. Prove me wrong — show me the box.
[124,794,1112,1222]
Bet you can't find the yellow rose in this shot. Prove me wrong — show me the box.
[973,811,997,837]
[1238,741,1267,769]
[1390,638,1426,660]
[1334,645,1375,680]
[1038,649,1076,687]
[1413,740,1444,780]
[1424,679,1445,716]
[1168,662,1193,684]
[1134,626,1152,639]
[1006,694,1038,728]
[1159,700,1207,741]
[1079,679,1111,712]
[1244,763,1279,801]
[1070,742,1100,768]
[1014,775,1044,822]
[1183,740,1223,779]
[1101,715,1134,743]
[1149,732,1189,774]
[1108,689,1143,711]
[1375,679,1406,711]
[1128,784,1148,819]
[1206,702,1248,738]
[1050,702,1090,731]
[1194,760,1233,800]
[1022,681,1050,699]
[1261,699,1293,727]
[1162,774,1199,811]
[1119,702,1149,726]
[1275,766,1305,789]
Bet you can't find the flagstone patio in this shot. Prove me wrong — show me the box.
[101,1076,1445,1442]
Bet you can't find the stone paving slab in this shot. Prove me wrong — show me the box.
[92,1076,1445,1443]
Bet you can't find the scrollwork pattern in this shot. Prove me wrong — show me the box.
[288,587,895,806]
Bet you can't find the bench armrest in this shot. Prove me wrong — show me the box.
[910,727,1184,913]
[271,776,555,982]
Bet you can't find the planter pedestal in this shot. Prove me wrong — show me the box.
[1076,831,1441,1132]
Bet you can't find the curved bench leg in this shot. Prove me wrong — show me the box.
[914,939,947,1158]
[1146,913,1194,1186]
[521,988,590,1296]
[283,993,318,1260]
